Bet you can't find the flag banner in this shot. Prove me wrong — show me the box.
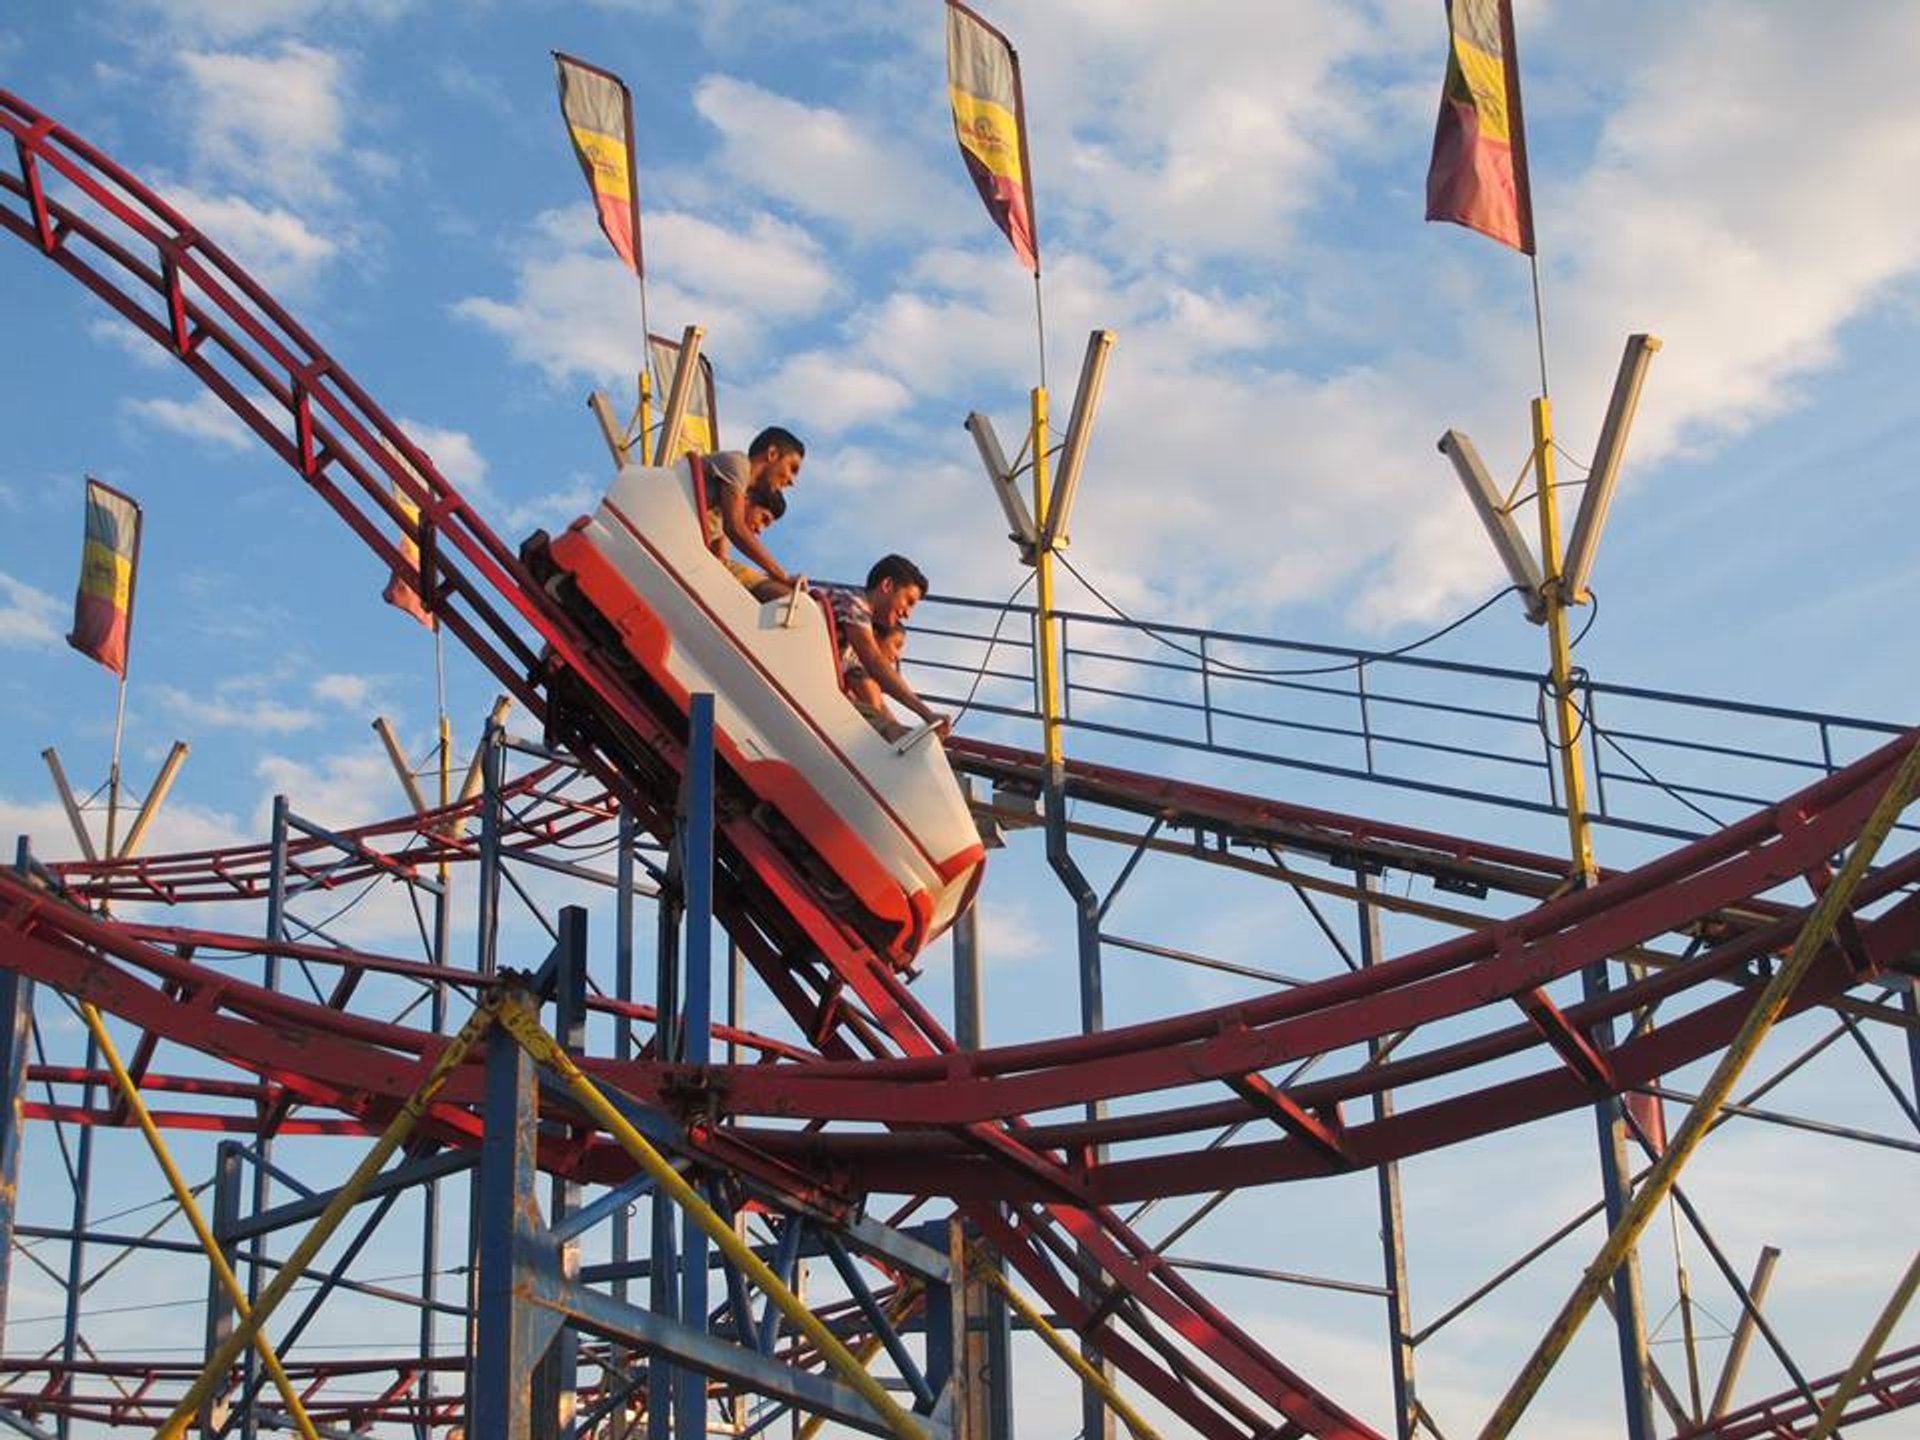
[650,332,719,455]
[946,1,1039,273]
[555,51,643,274]
[67,478,141,676]
[1426,0,1535,254]
[380,442,436,629]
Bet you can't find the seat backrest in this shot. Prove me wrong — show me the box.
[687,452,725,558]
[814,589,854,697]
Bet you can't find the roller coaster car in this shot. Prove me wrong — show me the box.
[527,455,985,962]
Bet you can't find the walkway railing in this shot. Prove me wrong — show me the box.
[911,594,1912,844]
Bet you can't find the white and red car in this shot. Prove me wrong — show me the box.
[538,455,985,960]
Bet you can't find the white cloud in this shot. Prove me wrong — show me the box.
[0,573,63,651]
[398,420,488,493]
[0,791,244,866]
[254,743,401,833]
[178,42,350,206]
[153,681,318,734]
[744,352,912,435]
[129,0,411,43]
[124,391,254,452]
[691,74,958,239]
[311,673,373,711]
[454,208,837,385]
[155,184,338,295]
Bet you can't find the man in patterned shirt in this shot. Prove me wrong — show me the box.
[823,555,950,740]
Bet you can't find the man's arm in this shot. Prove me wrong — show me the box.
[846,624,950,734]
[718,487,795,587]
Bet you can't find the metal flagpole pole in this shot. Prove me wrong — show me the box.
[1033,272,1048,392]
[104,673,127,863]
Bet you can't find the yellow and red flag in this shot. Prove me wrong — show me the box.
[555,51,643,274]
[649,332,719,456]
[946,1,1039,273]
[380,441,435,629]
[1426,0,1535,254]
[67,479,141,677]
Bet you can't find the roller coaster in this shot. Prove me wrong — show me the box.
[2,87,1917,1439]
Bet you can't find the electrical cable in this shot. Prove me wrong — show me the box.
[1053,553,1521,679]
[945,570,1039,724]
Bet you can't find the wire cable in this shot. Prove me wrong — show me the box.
[1054,553,1521,679]
[944,570,1039,724]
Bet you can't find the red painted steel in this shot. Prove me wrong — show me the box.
[3,86,1917,1440]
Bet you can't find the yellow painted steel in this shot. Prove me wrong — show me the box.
[157,1003,497,1439]
[77,1001,320,1440]
[1029,385,1065,771]
[1530,396,1597,885]
[488,997,932,1440]
[1477,733,1920,1439]
[1806,1248,1920,1440]
[966,1248,1162,1440]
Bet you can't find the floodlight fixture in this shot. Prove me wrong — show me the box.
[1563,332,1661,604]
[1440,427,1546,623]
[966,410,1039,560]
[652,323,705,465]
[1043,328,1115,552]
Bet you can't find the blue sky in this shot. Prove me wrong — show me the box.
[1,2,1917,1436]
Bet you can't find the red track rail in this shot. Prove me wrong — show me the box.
[1,89,1386,1438]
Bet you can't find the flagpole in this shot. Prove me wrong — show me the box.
[1033,271,1048,392]
[104,672,128,863]
[1529,254,1550,399]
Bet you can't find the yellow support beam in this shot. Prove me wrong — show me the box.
[158,1003,497,1439]
[1531,396,1597,884]
[488,996,931,1440]
[77,1001,320,1440]
[965,1247,1162,1440]
[1029,385,1065,772]
[1478,733,1920,1439]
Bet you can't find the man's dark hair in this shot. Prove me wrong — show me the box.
[748,425,805,460]
[747,484,787,519]
[866,554,928,596]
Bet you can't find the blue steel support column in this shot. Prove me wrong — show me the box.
[474,1003,542,1439]
[535,906,588,1434]
[677,694,716,1440]
[0,842,33,1359]
[613,808,639,1435]
[1043,776,1111,1440]
[477,724,505,979]
[649,802,683,1440]
[237,796,290,1440]
[950,840,1014,1440]
[418,871,449,1440]
[1359,875,1418,1440]
[201,1140,244,1439]
[1583,961,1658,1440]
[56,1042,97,1440]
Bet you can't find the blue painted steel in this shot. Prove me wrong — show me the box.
[820,1230,935,1410]
[539,1275,923,1438]
[474,1009,546,1438]
[477,724,504,978]
[0,842,34,1358]
[537,907,589,1434]
[1582,961,1657,1440]
[676,693,717,1440]
[757,1218,806,1356]
[554,1172,657,1246]
[202,1141,243,1438]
